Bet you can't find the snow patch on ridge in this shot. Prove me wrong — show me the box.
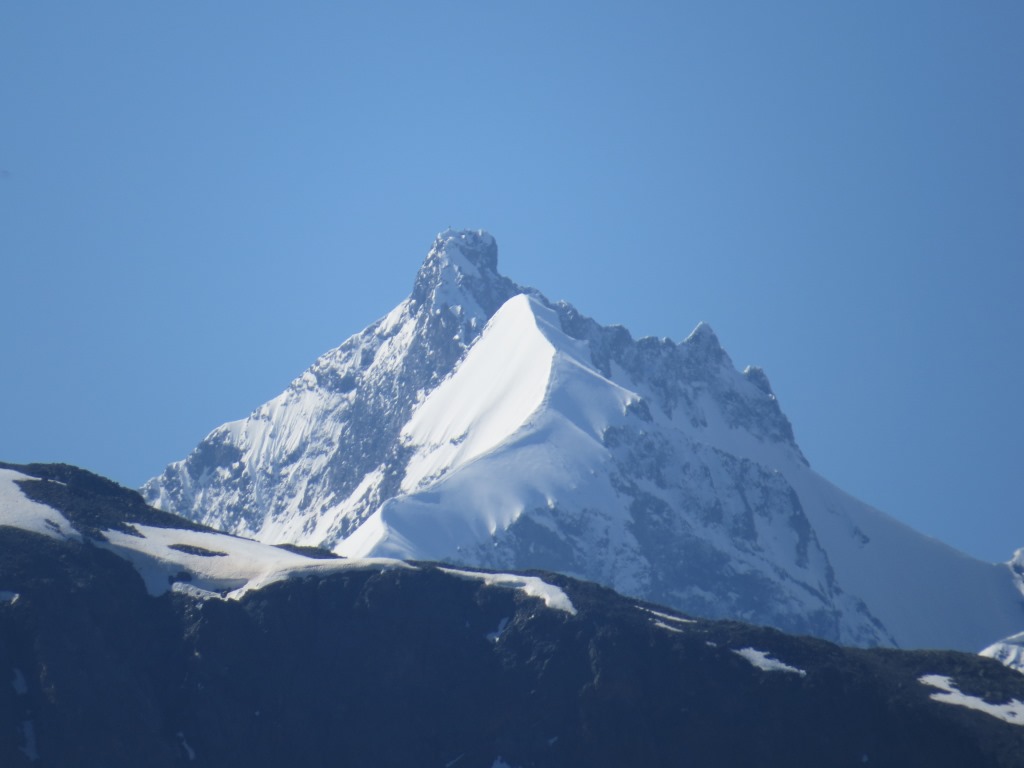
[97,523,411,599]
[0,469,80,541]
[919,674,1024,725]
[653,621,685,634]
[641,607,696,626]
[733,647,807,677]
[439,567,577,615]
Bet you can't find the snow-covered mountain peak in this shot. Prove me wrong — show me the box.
[395,292,637,497]
[144,230,1024,652]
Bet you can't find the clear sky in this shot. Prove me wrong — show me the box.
[2,2,1021,563]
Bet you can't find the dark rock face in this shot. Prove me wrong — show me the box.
[0,527,187,767]
[3,464,1024,767]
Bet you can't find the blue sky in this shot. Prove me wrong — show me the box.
[1,2,1021,562]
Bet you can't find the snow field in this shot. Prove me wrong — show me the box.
[732,647,807,677]
[98,523,410,599]
[919,675,1024,726]
[439,567,577,615]
[2,465,576,618]
[0,469,79,541]
[400,294,556,492]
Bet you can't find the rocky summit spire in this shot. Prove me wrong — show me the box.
[411,229,531,323]
[434,228,499,273]
[682,321,730,367]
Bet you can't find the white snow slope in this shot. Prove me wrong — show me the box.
[0,468,573,613]
[0,469,80,542]
[0,467,405,599]
[919,674,1024,726]
[144,229,1024,652]
[981,626,1024,675]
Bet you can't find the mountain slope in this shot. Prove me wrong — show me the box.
[6,463,1024,767]
[143,230,1024,651]
[144,231,532,546]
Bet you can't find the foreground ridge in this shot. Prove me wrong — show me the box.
[4,462,1024,767]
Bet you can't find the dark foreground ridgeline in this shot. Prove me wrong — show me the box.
[2,463,1024,767]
